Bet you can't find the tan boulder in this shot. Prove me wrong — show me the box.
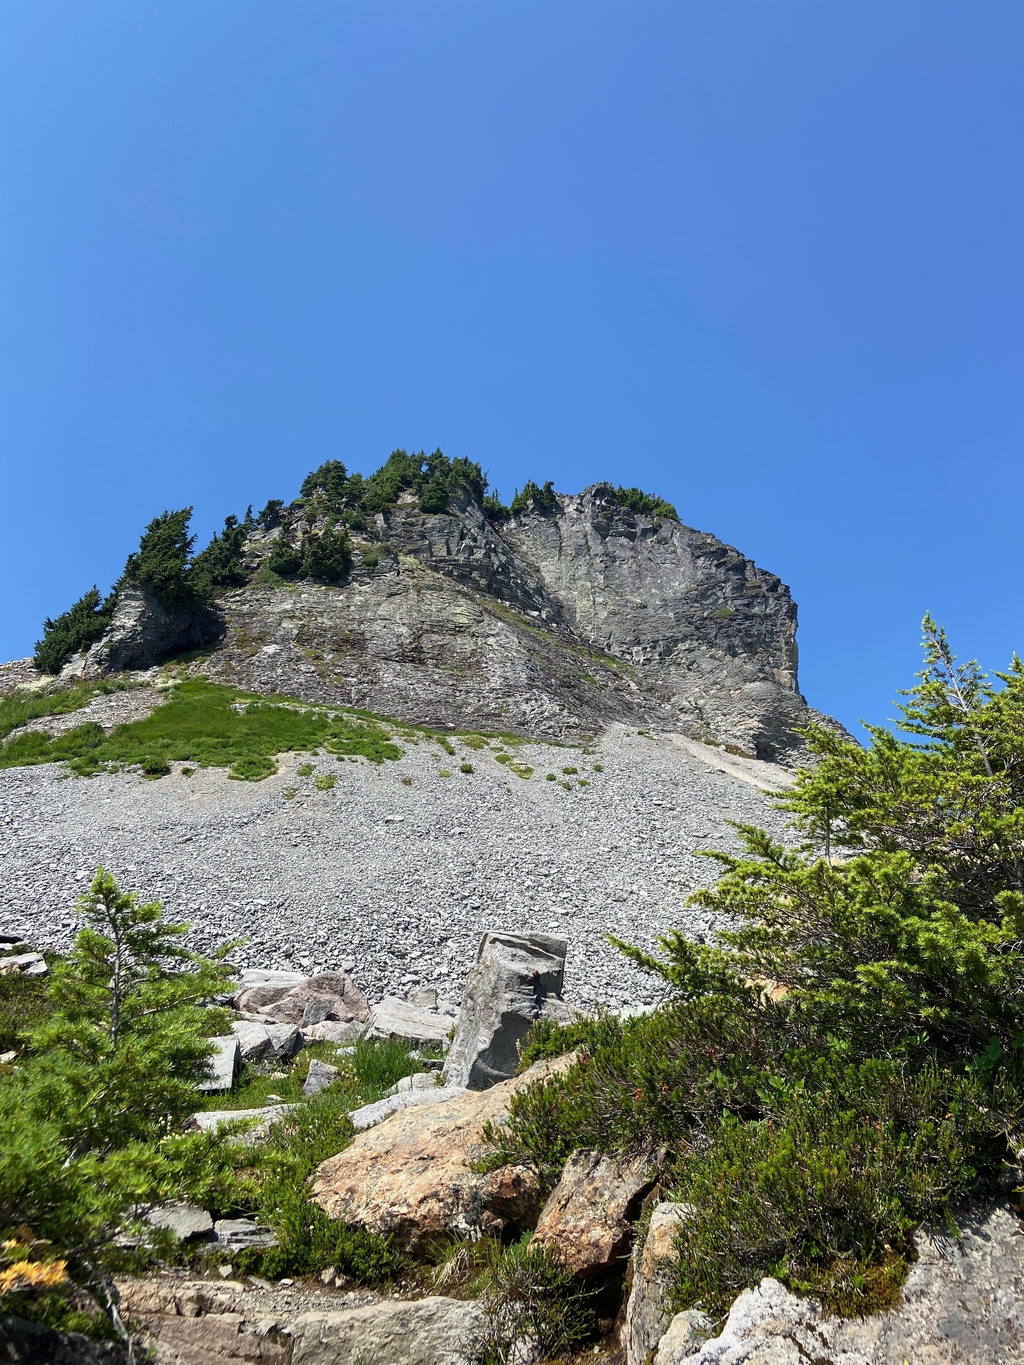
[236,971,369,1025]
[622,1202,698,1365]
[530,1148,659,1277]
[312,1057,571,1252]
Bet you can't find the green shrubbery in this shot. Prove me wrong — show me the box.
[33,588,115,675]
[496,619,1024,1317]
[0,679,403,777]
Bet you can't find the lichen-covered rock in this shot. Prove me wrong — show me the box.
[442,932,567,1091]
[657,1204,1024,1365]
[623,1202,694,1364]
[531,1148,658,1277]
[312,1057,571,1251]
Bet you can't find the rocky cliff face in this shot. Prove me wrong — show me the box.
[76,485,828,762]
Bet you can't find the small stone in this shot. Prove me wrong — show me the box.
[303,1058,339,1098]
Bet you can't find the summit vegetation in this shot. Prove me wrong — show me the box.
[33,450,678,675]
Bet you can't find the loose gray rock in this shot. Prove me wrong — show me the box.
[192,1105,298,1141]
[213,1218,277,1250]
[231,1019,303,1062]
[348,1085,469,1132]
[442,931,567,1090]
[386,1072,438,1096]
[303,1058,339,1098]
[366,995,454,1046]
[144,1202,214,1244]
[196,1035,240,1092]
[303,1020,365,1045]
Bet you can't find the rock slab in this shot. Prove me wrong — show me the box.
[365,995,453,1046]
[532,1147,659,1276]
[314,1057,571,1250]
[624,1202,696,1365]
[291,1298,485,1365]
[197,1036,240,1093]
[442,931,567,1090]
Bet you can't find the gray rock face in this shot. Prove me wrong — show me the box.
[212,1217,277,1250]
[290,1297,486,1365]
[442,931,567,1090]
[63,584,220,677]
[348,1085,469,1132]
[82,485,834,762]
[658,1204,1024,1365]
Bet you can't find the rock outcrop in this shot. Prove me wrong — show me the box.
[654,1203,1024,1365]
[311,1057,571,1251]
[623,1202,698,1365]
[71,485,831,761]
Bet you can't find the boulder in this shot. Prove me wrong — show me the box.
[656,1204,1024,1365]
[291,1298,485,1365]
[408,985,438,1009]
[623,1203,695,1365]
[531,1148,659,1276]
[303,1058,339,1098]
[386,1072,439,1096]
[302,1020,365,1045]
[313,1057,572,1251]
[0,952,47,977]
[348,1085,468,1132]
[236,971,369,1025]
[197,1036,240,1092]
[231,1020,303,1063]
[441,932,567,1090]
[193,1105,298,1141]
[144,1201,214,1244]
[365,996,453,1046]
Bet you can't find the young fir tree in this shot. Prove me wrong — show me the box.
[122,508,207,610]
[33,587,115,675]
[0,870,237,1335]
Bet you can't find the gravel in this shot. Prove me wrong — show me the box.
[0,725,795,1009]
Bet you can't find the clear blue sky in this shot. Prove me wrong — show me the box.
[2,3,1022,737]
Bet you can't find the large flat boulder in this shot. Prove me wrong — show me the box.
[442,931,568,1090]
[291,1298,485,1365]
[312,1057,572,1252]
[365,996,453,1046]
[531,1148,659,1276]
[657,1204,1024,1365]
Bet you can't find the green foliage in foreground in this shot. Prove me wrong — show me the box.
[0,678,402,779]
[0,872,238,1346]
[495,619,1024,1318]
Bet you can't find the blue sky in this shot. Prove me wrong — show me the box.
[2,2,1022,737]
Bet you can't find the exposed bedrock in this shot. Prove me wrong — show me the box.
[73,485,835,761]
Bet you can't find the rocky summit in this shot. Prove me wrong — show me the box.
[65,481,831,764]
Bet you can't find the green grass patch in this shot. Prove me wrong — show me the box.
[296,762,315,776]
[0,681,134,743]
[0,679,402,780]
[314,773,336,790]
